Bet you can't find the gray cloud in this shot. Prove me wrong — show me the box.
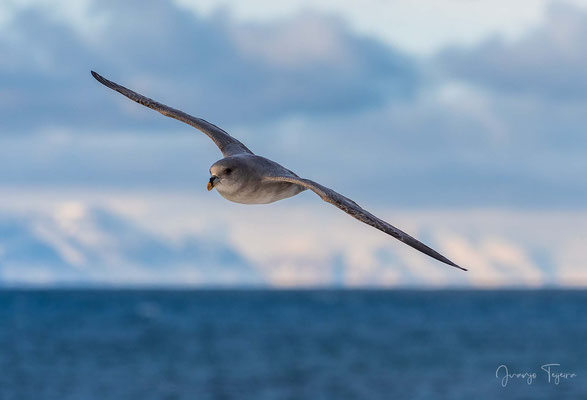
[0,0,417,133]
[438,3,587,99]
[1,1,586,209]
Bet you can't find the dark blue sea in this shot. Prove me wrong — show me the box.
[1,290,585,400]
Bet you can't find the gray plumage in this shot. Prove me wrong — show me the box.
[91,71,467,271]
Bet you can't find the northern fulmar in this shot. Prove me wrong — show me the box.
[91,71,466,271]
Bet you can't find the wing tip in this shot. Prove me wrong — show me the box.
[448,260,468,272]
[90,70,101,81]
[431,250,467,271]
[91,70,114,88]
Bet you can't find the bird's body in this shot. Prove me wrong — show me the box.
[210,154,305,204]
[91,71,467,271]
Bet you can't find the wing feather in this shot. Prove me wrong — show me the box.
[91,71,252,157]
[265,175,467,271]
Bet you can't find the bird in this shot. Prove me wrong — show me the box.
[91,71,466,271]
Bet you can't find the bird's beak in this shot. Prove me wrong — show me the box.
[207,175,219,191]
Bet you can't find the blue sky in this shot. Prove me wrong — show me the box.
[1,0,586,286]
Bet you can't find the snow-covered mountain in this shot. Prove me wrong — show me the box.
[0,196,585,287]
[0,205,263,286]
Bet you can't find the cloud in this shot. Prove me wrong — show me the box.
[1,0,586,211]
[0,0,417,133]
[438,3,587,99]
[1,1,586,288]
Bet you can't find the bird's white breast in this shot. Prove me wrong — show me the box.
[217,181,305,204]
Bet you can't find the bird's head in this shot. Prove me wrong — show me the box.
[207,159,243,192]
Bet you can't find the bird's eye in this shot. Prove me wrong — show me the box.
[225,168,232,175]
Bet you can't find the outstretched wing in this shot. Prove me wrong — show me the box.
[264,175,467,271]
[91,71,253,157]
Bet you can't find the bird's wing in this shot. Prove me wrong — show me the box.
[264,174,467,271]
[91,71,253,157]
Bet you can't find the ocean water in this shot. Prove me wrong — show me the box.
[0,290,585,400]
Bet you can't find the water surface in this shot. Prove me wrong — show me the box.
[0,290,585,399]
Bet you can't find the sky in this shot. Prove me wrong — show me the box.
[0,0,586,287]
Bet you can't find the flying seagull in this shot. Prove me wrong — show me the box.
[91,71,466,271]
